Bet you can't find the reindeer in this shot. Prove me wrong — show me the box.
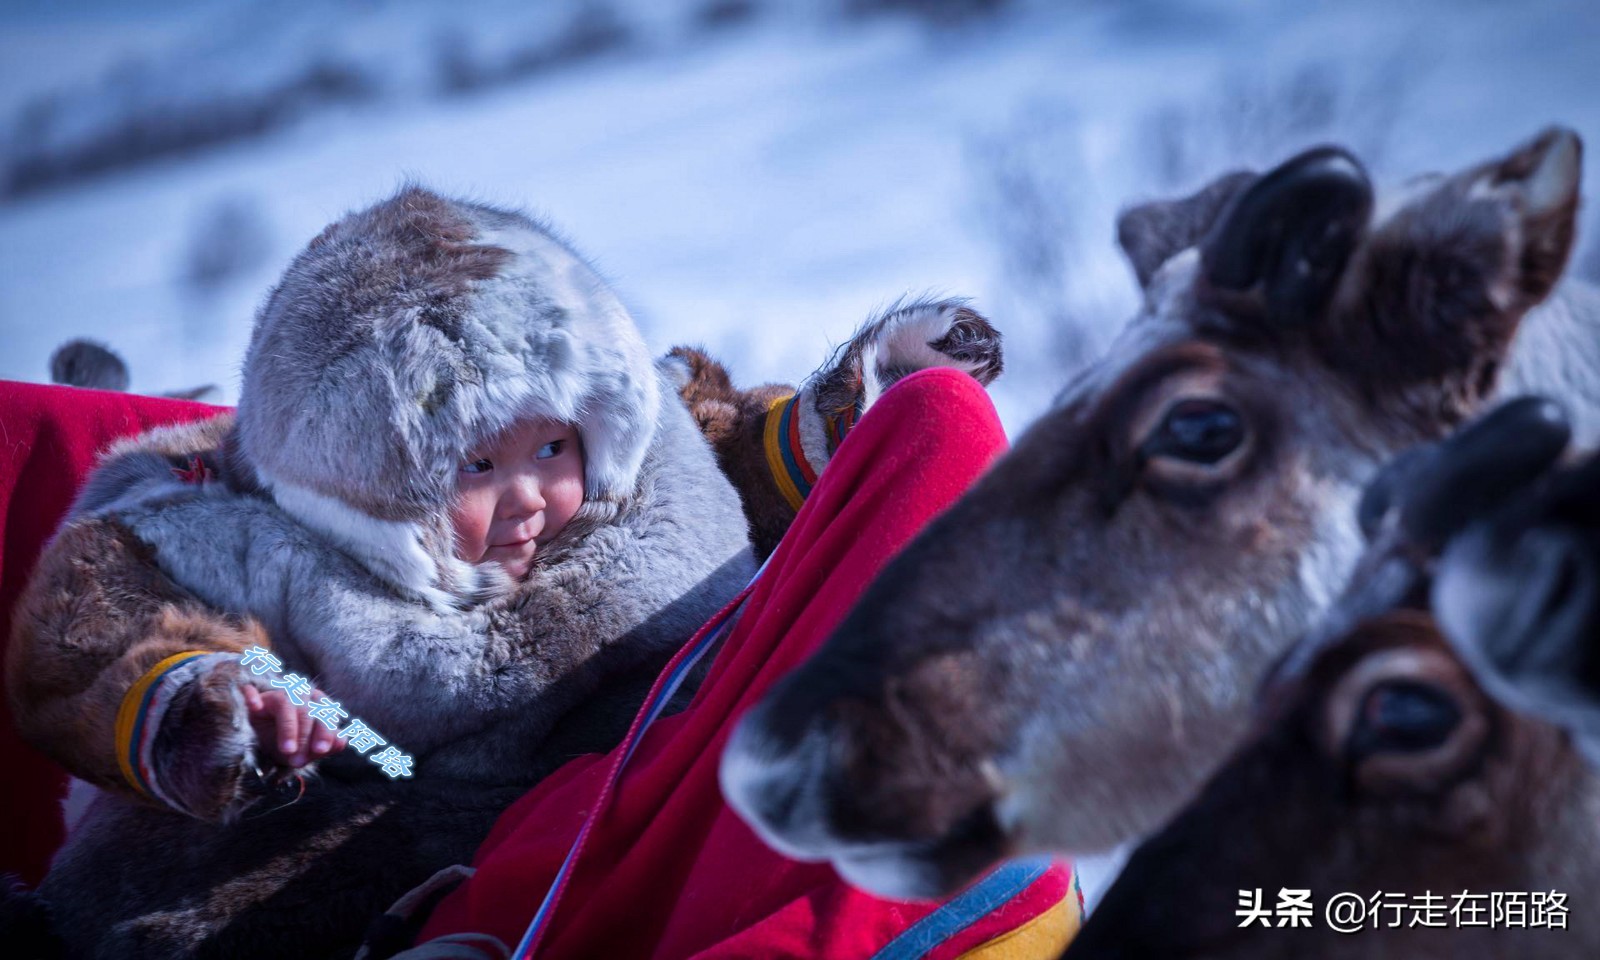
[669,297,1003,559]
[721,126,1600,900]
[1067,397,1600,958]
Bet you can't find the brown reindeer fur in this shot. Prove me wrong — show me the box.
[670,298,1005,560]
[1071,616,1600,959]
[670,346,796,560]
[1072,405,1600,957]
[7,475,275,821]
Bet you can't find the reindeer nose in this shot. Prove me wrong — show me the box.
[722,689,1021,900]
[722,700,1016,900]
[720,704,841,863]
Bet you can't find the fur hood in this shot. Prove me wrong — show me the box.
[232,186,660,607]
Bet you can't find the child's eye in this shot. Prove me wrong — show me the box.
[536,440,565,460]
[460,458,494,475]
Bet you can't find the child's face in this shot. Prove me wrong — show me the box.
[451,417,585,581]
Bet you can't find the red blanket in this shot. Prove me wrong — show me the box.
[414,368,1080,959]
[0,380,226,885]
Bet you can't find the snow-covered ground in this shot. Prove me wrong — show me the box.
[3,0,1599,907]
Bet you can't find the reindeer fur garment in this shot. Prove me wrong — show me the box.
[64,377,752,781]
[8,187,754,959]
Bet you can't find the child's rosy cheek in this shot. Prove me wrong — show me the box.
[447,498,488,558]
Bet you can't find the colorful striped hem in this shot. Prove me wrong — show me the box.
[113,650,231,815]
[763,393,817,512]
[872,857,1078,960]
[954,895,1078,959]
[825,399,860,455]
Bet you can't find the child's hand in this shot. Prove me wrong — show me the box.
[242,684,346,768]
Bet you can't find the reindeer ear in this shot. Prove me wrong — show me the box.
[664,345,735,397]
[1116,171,1257,289]
[1433,448,1600,753]
[1327,128,1583,409]
[1468,126,1582,312]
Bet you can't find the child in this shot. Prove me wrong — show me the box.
[7,186,756,957]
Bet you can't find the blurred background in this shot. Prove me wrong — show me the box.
[1,0,1598,428]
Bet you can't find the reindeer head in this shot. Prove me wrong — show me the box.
[721,128,1584,898]
[669,298,1002,559]
[1068,398,1600,958]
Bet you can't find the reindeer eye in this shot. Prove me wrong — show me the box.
[1145,399,1246,465]
[1349,680,1461,759]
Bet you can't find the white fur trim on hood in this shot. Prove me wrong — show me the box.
[236,186,658,539]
